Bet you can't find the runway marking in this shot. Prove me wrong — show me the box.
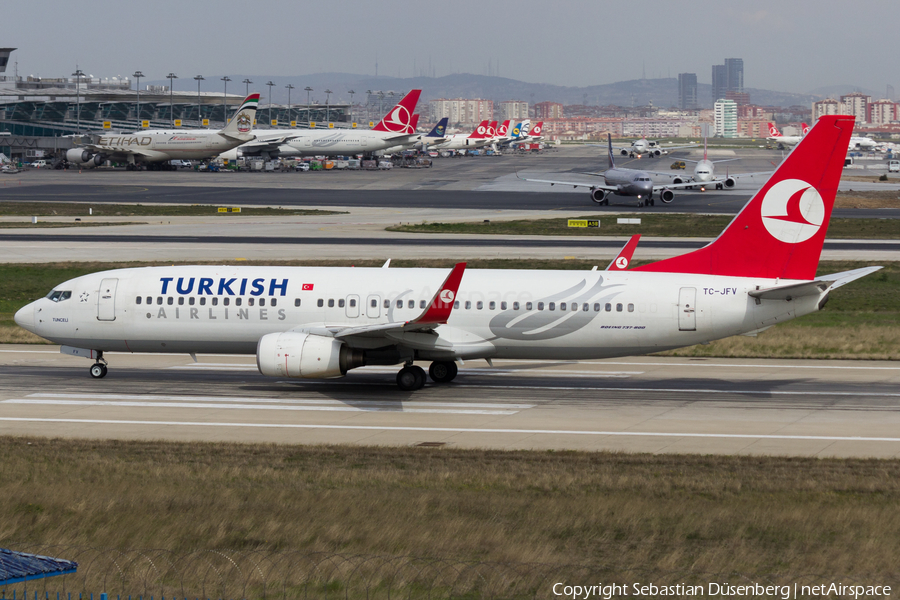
[25,392,533,409]
[2,417,900,443]
[452,385,900,398]
[4,399,520,416]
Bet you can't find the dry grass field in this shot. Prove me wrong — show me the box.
[3,438,900,583]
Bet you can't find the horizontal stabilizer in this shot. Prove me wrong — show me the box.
[749,280,831,300]
[818,266,883,290]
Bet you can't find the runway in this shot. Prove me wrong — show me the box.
[1,346,898,458]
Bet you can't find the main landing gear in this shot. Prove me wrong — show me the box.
[396,361,459,391]
[89,351,108,378]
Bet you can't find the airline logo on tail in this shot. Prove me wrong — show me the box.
[497,120,509,136]
[470,121,489,138]
[802,123,810,135]
[486,121,497,137]
[234,94,260,133]
[760,179,825,244]
[529,122,543,136]
[768,123,782,137]
[372,90,421,134]
[511,123,522,137]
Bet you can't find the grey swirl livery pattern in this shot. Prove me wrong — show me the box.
[487,276,622,341]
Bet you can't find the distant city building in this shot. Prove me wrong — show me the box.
[430,98,494,124]
[714,99,737,138]
[841,92,871,124]
[533,101,564,119]
[736,119,769,138]
[725,58,744,93]
[711,64,727,106]
[812,98,841,120]
[678,73,698,109]
[868,99,899,125]
[499,100,529,121]
[725,91,750,106]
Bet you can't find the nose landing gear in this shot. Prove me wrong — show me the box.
[89,351,108,378]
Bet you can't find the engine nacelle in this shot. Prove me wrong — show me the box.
[591,188,608,203]
[723,177,736,189]
[651,149,662,157]
[256,332,366,379]
[66,148,92,164]
[620,149,629,156]
[672,177,685,185]
[659,189,675,203]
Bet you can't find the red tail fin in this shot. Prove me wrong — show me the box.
[528,122,543,136]
[410,114,420,131]
[497,120,510,136]
[468,121,489,138]
[372,90,421,133]
[767,122,782,137]
[634,116,855,280]
[801,122,810,135]
[486,121,498,137]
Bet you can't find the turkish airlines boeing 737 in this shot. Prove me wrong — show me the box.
[15,115,879,390]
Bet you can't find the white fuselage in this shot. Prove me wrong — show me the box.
[692,159,715,182]
[243,129,419,158]
[432,134,492,151]
[768,134,802,146]
[16,266,820,362]
[849,136,878,150]
[94,130,246,161]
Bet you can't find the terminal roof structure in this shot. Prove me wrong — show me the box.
[0,548,78,586]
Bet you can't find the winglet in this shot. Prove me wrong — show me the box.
[408,262,466,326]
[606,235,640,270]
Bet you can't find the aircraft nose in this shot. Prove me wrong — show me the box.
[14,303,35,333]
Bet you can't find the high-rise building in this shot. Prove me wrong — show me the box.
[812,98,841,120]
[725,58,744,94]
[429,98,494,124]
[499,100,529,121]
[868,99,899,125]
[711,64,727,106]
[533,101,564,119]
[841,92,871,124]
[678,73,698,109]
[714,99,737,138]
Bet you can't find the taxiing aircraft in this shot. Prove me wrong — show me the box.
[652,137,772,191]
[524,134,702,206]
[223,90,423,160]
[15,116,879,391]
[66,94,260,170]
[614,137,696,158]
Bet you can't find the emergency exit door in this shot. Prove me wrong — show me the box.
[678,287,696,331]
[97,278,118,321]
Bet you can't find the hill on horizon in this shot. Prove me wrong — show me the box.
[156,72,821,109]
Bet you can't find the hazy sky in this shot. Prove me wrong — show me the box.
[2,0,896,96]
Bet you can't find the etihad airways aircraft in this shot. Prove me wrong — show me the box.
[66,94,260,170]
[15,116,879,390]
[223,90,423,160]
[525,133,703,206]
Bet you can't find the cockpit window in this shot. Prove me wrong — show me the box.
[46,290,72,302]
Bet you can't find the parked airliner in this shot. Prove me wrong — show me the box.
[223,90,422,160]
[66,94,260,170]
[15,116,878,390]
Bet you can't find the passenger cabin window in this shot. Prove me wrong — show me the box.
[328,299,334,308]
[538,302,544,311]
[408,300,414,309]
[489,301,496,310]
[419,300,426,309]
[628,303,634,312]
[396,300,403,309]
[605,303,612,312]
[212,297,218,306]
[189,297,195,306]
[223,298,229,306]
[370,299,377,308]
[236,298,242,306]
[549,302,555,311]
[317,299,324,307]
[200,297,206,306]
[384,299,390,309]
[560,302,566,311]
[454,301,460,309]
[157,297,163,305]
[465,301,471,309]
[136,296,142,304]
[146,296,152,305]
[178,297,184,306]
[260,298,266,307]
[167,297,173,305]
[349,298,356,307]
[500,301,507,310]
[583,303,589,312]
[296,299,302,307]
[338,299,345,308]
[513,302,520,310]
[526,302,533,310]
[616,303,623,312]
[476,301,483,310]
[271,298,276,307]
[249,298,255,306]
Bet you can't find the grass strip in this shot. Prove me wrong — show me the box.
[388,214,900,239]
[3,438,900,579]
[0,202,344,217]
[0,260,894,359]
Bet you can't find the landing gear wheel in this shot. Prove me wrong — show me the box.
[397,365,426,391]
[90,363,108,379]
[637,200,644,208]
[429,361,458,384]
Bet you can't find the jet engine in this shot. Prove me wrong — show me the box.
[650,149,662,157]
[591,188,608,204]
[66,148,103,166]
[256,331,366,379]
[671,177,685,185]
[620,149,629,156]
[723,177,736,189]
[659,189,675,203]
